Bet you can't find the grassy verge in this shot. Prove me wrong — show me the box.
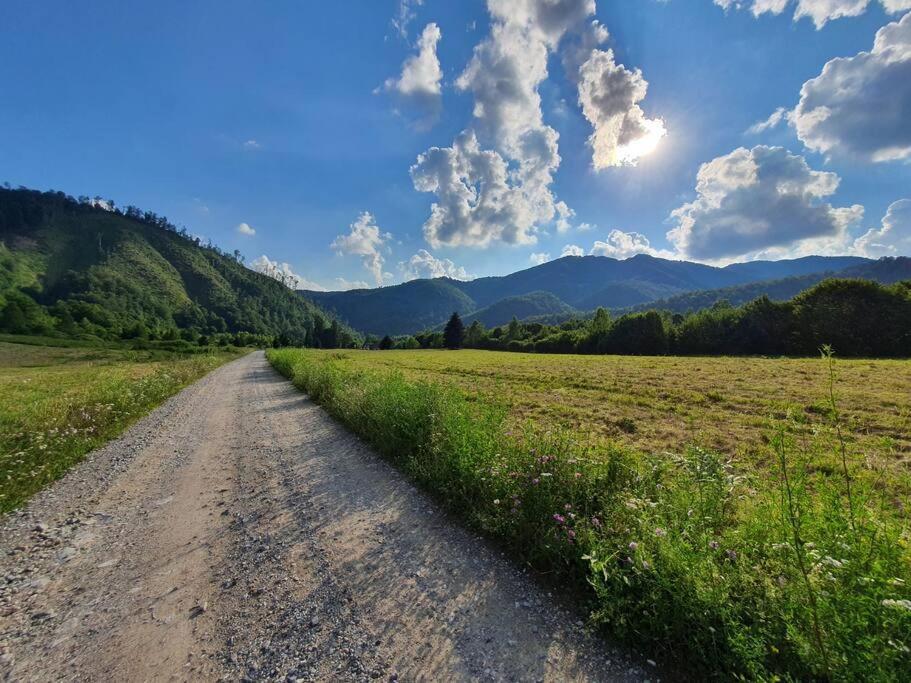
[268,347,910,680]
[0,340,239,512]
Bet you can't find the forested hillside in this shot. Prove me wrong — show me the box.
[0,187,354,347]
[304,253,872,335]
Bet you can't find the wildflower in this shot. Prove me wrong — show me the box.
[641,560,650,570]
[709,540,719,550]
[882,599,911,612]
[591,517,602,529]
[564,503,572,511]
[553,514,566,524]
[725,549,738,562]
[493,499,500,505]
[567,530,576,540]
[574,472,582,479]
[540,472,553,478]
[531,478,540,486]
[628,541,638,552]
[654,528,667,538]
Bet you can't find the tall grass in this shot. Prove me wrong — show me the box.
[0,351,235,512]
[268,348,910,680]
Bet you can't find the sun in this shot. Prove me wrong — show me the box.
[617,118,667,165]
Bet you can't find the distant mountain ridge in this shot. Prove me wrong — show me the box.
[303,254,872,335]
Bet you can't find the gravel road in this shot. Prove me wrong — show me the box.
[0,351,649,682]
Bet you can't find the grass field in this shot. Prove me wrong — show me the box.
[269,347,911,680]
[0,340,238,512]
[305,349,911,496]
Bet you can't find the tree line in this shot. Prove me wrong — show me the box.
[373,278,911,358]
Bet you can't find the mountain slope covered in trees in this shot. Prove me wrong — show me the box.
[0,187,354,347]
[303,253,871,335]
[624,257,911,314]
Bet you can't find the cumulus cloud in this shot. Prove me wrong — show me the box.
[330,212,392,286]
[249,255,325,291]
[561,244,586,256]
[792,12,911,162]
[529,251,551,264]
[333,277,371,291]
[555,201,575,233]
[666,145,864,262]
[398,249,475,280]
[852,199,911,256]
[242,139,261,150]
[236,222,256,236]
[590,229,673,258]
[380,23,443,127]
[413,0,600,248]
[715,0,911,28]
[576,49,666,168]
[412,130,554,247]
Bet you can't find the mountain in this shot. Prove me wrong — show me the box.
[462,291,577,329]
[304,279,475,337]
[302,253,874,335]
[624,257,911,315]
[0,187,351,346]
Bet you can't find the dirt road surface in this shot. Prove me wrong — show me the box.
[0,352,648,682]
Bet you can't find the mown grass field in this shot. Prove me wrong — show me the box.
[312,349,911,491]
[0,340,238,512]
[269,347,911,680]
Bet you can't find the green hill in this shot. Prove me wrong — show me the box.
[0,187,353,347]
[463,291,577,328]
[302,278,476,336]
[623,257,911,315]
[301,254,872,336]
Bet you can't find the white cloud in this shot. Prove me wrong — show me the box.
[666,145,864,262]
[576,48,666,168]
[236,222,256,236]
[90,197,114,211]
[412,130,553,247]
[398,249,475,280]
[715,0,911,29]
[555,201,575,233]
[413,0,599,249]
[561,244,586,257]
[242,139,261,150]
[331,212,393,286]
[590,230,673,259]
[333,277,371,291]
[529,251,551,264]
[852,199,911,256]
[391,0,424,40]
[793,12,911,162]
[746,107,790,135]
[715,0,911,28]
[380,23,443,127]
[249,255,325,291]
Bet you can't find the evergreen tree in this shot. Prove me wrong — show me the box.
[379,335,393,350]
[443,312,465,349]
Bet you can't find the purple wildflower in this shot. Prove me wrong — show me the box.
[553,514,566,524]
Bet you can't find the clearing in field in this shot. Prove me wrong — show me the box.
[0,340,237,512]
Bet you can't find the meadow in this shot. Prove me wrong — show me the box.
[269,347,911,680]
[0,340,238,512]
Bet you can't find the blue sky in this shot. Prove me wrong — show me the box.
[1,0,909,289]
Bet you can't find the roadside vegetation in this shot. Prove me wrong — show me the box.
[0,340,238,512]
[268,347,911,680]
